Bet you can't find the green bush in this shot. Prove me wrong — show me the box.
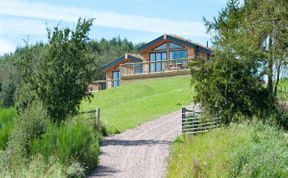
[6,102,48,169]
[30,118,100,173]
[1,104,100,177]
[270,107,288,130]
[190,56,272,124]
[0,108,16,150]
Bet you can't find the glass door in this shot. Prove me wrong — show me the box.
[112,71,120,87]
[149,52,167,72]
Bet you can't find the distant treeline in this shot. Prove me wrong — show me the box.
[0,37,143,108]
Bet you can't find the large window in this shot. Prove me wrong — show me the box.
[153,43,167,50]
[169,50,187,59]
[112,71,120,87]
[170,50,188,66]
[170,42,183,49]
[149,42,188,72]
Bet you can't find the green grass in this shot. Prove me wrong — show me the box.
[0,108,17,150]
[167,123,288,178]
[81,76,193,133]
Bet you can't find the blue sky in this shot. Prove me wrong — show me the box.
[0,0,228,55]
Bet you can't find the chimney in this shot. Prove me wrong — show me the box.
[125,53,128,59]
[206,41,209,48]
[164,33,167,40]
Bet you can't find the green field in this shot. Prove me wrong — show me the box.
[167,123,288,178]
[81,76,193,133]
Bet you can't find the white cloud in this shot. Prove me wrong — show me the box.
[0,37,15,55]
[0,18,46,35]
[0,0,208,37]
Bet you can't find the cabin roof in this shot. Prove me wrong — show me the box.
[102,54,143,71]
[138,34,212,55]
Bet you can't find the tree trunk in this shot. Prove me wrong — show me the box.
[267,60,273,94]
[274,61,282,97]
[267,34,274,95]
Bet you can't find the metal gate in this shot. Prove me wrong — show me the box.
[181,107,220,134]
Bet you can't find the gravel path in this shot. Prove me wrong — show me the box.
[89,105,199,178]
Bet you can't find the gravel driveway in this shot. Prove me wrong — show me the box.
[89,107,189,178]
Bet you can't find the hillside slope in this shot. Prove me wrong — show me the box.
[81,76,193,133]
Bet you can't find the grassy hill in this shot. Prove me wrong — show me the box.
[81,76,193,133]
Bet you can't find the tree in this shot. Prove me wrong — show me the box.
[19,18,97,122]
[204,0,288,97]
[245,0,288,96]
[192,0,288,123]
[1,82,16,108]
[191,55,271,124]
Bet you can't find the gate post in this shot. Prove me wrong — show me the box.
[96,108,100,131]
[181,107,186,133]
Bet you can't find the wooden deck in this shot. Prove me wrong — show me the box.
[120,58,191,77]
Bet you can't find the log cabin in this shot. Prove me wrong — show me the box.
[97,34,212,90]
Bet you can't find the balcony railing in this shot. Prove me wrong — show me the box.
[120,58,192,77]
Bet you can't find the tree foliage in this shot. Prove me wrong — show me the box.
[193,0,288,123]
[0,32,139,109]
[191,56,271,124]
[204,0,288,96]
[19,18,96,122]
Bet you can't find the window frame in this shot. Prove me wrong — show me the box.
[149,41,188,71]
[112,70,120,87]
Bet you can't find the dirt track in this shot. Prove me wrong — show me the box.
[89,107,188,178]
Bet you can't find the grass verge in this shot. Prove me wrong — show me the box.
[167,123,288,178]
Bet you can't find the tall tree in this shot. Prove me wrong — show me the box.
[204,0,288,97]
[19,18,96,122]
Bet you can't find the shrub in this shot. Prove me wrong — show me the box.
[1,105,100,177]
[0,108,16,150]
[6,102,48,169]
[190,56,273,124]
[30,118,100,173]
[270,106,288,130]
[0,153,84,178]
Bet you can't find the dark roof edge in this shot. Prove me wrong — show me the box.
[127,55,143,63]
[138,35,164,51]
[167,35,212,54]
[138,34,212,55]
[101,54,143,71]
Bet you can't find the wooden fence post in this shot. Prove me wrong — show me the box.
[96,108,100,131]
